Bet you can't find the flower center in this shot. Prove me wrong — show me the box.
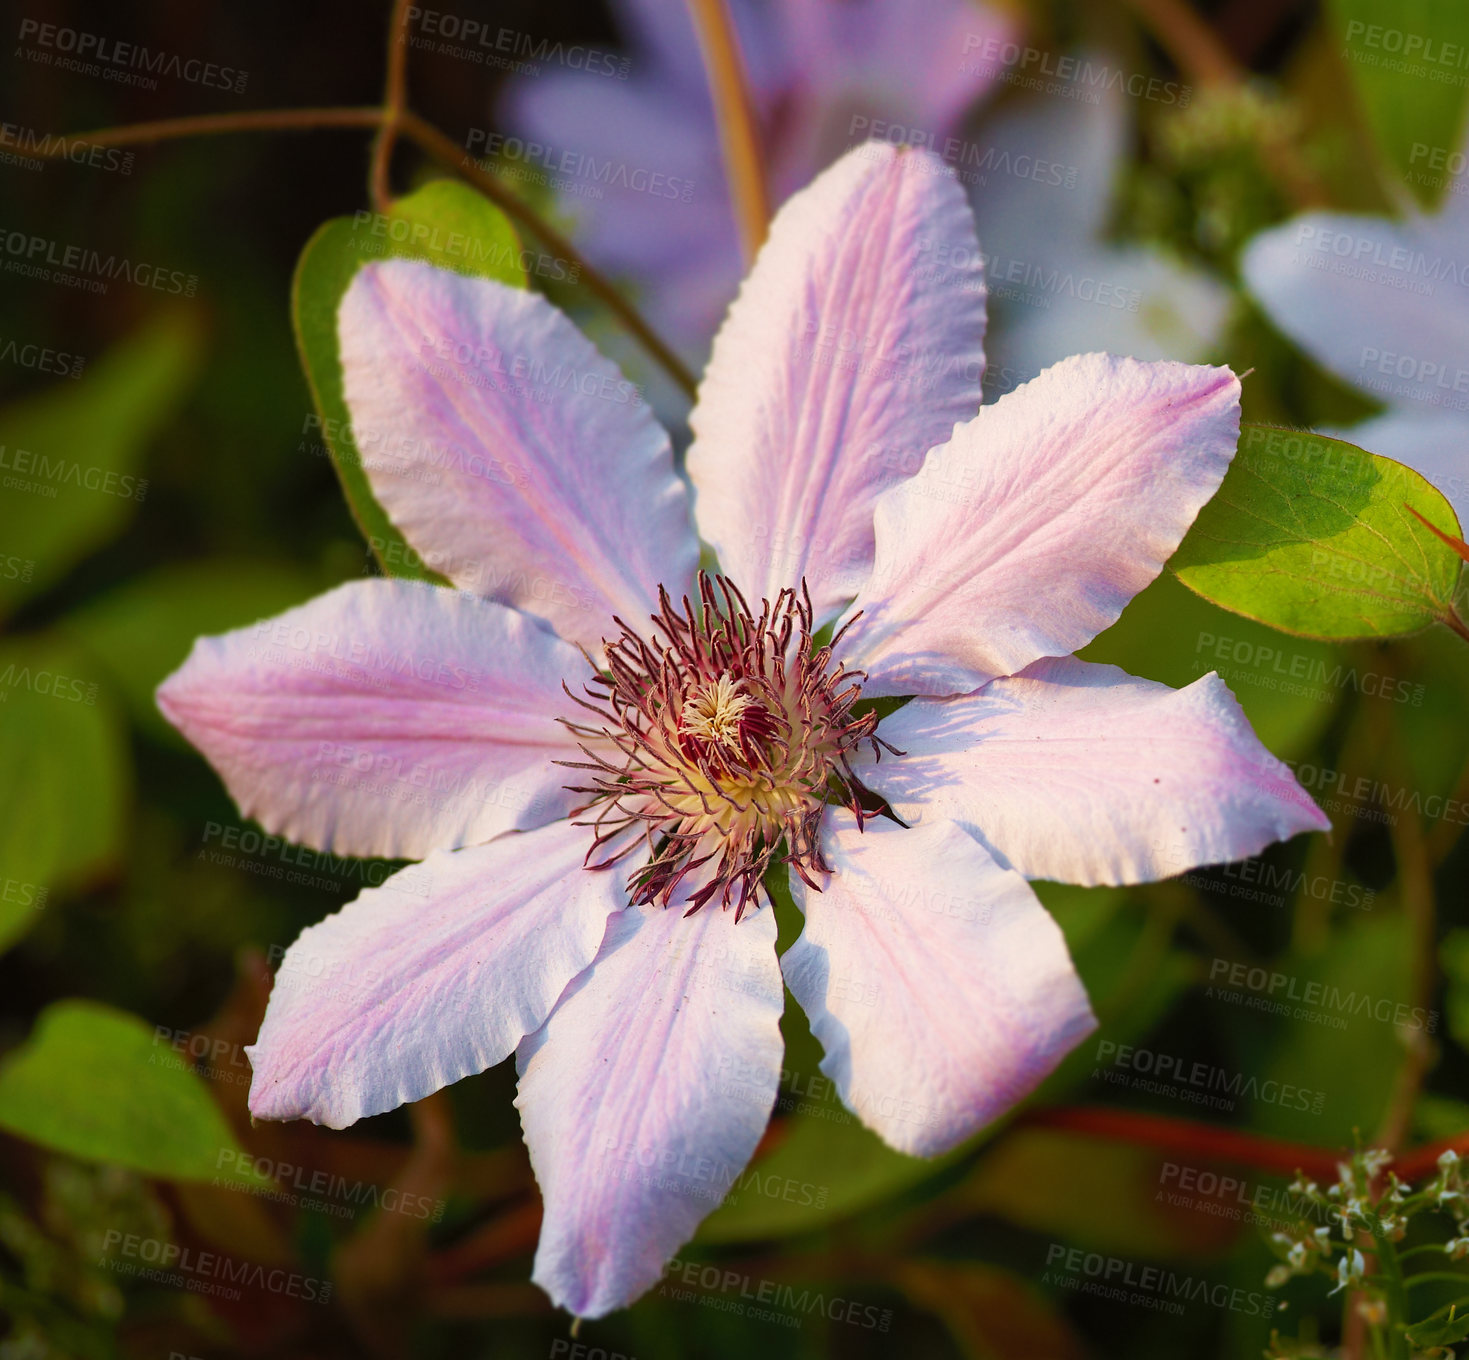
[560,573,891,918]
[679,674,757,752]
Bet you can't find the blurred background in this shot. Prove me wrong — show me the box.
[1,0,1467,1356]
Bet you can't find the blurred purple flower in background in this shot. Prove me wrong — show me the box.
[501,0,1018,357]
[1242,147,1469,522]
[966,68,1232,397]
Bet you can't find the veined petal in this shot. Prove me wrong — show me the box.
[517,901,783,1318]
[860,656,1330,885]
[156,579,584,859]
[339,259,698,651]
[686,142,987,622]
[781,813,1095,1157]
[246,820,627,1129]
[839,353,1240,696]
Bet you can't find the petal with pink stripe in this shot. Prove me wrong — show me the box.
[247,819,627,1129]
[517,900,783,1318]
[157,579,585,859]
[781,812,1095,1156]
[860,656,1331,885]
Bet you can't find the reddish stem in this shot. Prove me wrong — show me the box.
[1025,1107,1469,1184]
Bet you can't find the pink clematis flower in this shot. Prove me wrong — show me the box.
[158,143,1328,1319]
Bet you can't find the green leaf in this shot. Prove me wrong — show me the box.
[61,558,315,743]
[1407,1305,1469,1348]
[0,1001,248,1182]
[1171,426,1463,640]
[1326,0,1469,205]
[0,311,200,621]
[292,179,526,578]
[0,637,128,953]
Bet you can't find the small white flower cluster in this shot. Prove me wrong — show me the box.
[1263,1145,1469,1355]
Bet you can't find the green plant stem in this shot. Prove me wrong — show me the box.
[1370,1222,1412,1360]
[1404,1273,1469,1290]
[1400,1244,1461,1262]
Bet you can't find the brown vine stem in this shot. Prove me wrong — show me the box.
[369,0,416,212]
[27,107,697,400]
[36,107,387,144]
[685,0,770,264]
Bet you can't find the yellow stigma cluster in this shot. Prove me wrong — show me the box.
[678,674,756,751]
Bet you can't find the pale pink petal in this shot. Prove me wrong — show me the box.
[517,901,783,1318]
[246,821,627,1129]
[339,259,697,650]
[781,812,1094,1157]
[686,142,987,622]
[838,353,1240,696]
[156,579,584,859]
[860,656,1330,885]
